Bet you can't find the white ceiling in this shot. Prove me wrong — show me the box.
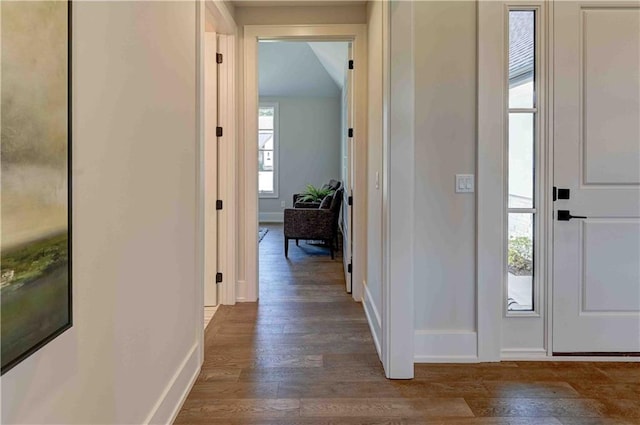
[307,42,349,88]
[259,41,349,98]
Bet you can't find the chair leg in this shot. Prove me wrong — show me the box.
[284,237,289,257]
[329,241,334,260]
[296,239,299,246]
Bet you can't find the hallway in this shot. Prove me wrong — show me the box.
[175,225,640,424]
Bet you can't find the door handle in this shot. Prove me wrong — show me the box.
[557,210,588,221]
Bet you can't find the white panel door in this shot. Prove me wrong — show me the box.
[343,44,354,293]
[553,2,640,353]
[204,32,218,307]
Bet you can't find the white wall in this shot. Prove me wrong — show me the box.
[1,2,200,423]
[258,97,341,217]
[411,1,478,361]
[364,0,384,356]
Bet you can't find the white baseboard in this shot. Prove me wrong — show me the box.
[414,330,478,363]
[144,341,201,425]
[259,212,283,223]
[501,348,548,360]
[236,280,247,302]
[500,349,640,362]
[362,281,382,359]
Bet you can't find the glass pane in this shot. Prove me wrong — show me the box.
[259,131,273,149]
[509,11,535,108]
[259,171,274,193]
[259,150,274,171]
[507,213,534,311]
[259,107,274,130]
[509,113,534,208]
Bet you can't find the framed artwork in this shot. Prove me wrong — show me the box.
[1,0,72,374]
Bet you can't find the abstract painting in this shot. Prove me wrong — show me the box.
[1,1,71,374]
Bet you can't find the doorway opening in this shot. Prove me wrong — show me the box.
[256,40,353,300]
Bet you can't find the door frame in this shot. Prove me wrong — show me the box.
[478,0,554,362]
[196,0,237,364]
[478,0,640,362]
[242,24,368,303]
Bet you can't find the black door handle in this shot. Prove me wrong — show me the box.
[557,210,588,221]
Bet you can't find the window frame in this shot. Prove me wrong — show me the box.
[258,102,279,199]
[504,5,545,318]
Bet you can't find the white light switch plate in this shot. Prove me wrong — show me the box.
[455,174,475,193]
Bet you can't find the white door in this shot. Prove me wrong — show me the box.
[204,32,218,307]
[553,2,640,353]
[343,44,354,293]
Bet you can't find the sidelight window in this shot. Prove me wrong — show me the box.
[507,10,538,312]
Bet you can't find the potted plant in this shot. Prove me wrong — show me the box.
[297,184,335,203]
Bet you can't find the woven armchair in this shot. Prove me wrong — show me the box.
[284,189,343,259]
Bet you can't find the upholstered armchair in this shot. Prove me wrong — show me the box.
[284,189,343,259]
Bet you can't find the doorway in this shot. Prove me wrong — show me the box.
[241,24,368,304]
[256,40,352,298]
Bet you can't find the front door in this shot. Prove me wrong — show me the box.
[553,2,640,353]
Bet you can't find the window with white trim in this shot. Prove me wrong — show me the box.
[258,103,278,198]
[507,10,538,312]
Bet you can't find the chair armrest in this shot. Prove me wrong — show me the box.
[284,208,334,239]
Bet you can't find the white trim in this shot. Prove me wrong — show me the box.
[258,212,284,223]
[383,0,415,379]
[258,102,280,199]
[235,280,248,302]
[243,24,368,305]
[143,342,200,425]
[501,348,548,360]
[362,281,382,359]
[545,0,555,357]
[477,0,508,363]
[502,350,640,362]
[195,0,206,365]
[414,331,478,363]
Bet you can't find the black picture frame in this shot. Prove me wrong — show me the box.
[1,0,73,375]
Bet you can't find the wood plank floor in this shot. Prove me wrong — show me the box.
[176,224,640,424]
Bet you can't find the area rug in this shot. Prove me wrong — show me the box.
[258,228,269,243]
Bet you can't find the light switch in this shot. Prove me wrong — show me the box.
[456,174,474,193]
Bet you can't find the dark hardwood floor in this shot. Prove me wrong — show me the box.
[175,224,640,424]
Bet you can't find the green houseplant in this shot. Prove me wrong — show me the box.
[297,184,334,203]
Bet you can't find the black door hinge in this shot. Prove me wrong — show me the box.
[216,53,223,64]
[216,272,223,283]
[216,126,223,137]
[347,263,352,274]
[348,196,353,206]
[348,128,354,138]
[348,60,354,70]
[216,200,223,210]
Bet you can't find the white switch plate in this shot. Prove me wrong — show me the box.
[281,201,286,208]
[455,174,474,193]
